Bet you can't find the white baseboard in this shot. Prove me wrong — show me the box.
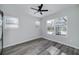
[3,36,41,48]
[43,36,79,49]
[4,35,79,49]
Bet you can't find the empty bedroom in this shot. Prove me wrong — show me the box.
[0,4,79,55]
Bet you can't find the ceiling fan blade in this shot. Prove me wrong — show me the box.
[40,4,43,7]
[38,4,43,10]
[40,4,43,10]
[34,12,38,14]
[40,12,43,15]
[31,8,38,11]
[41,10,48,11]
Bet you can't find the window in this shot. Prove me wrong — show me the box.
[55,16,67,35]
[46,16,67,36]
[46,19,55,35]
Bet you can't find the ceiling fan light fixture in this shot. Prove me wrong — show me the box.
[31,4,48,15]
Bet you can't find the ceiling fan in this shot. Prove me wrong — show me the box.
[31,4,48,15]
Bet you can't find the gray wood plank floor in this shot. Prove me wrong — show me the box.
[3,38,79,55]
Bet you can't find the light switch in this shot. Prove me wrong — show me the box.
[35,20,40,27]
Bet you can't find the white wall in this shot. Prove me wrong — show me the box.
[41,5,79,49]
[0,4,41,48]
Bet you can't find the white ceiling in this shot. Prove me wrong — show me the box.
[26,4,76,18]
[1,4,77,18]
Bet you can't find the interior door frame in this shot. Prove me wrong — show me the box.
[0,10,4,55]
